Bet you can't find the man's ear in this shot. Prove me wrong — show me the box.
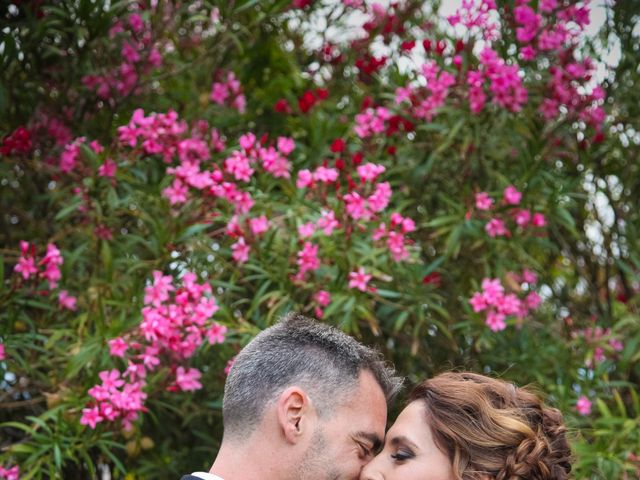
[276,386,315,444]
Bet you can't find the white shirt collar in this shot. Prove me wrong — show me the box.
[190,473,224,480]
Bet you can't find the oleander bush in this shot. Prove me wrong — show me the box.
[1,0,639,478]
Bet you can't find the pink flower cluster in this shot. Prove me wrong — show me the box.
[447,0,499,42]
[348,267,373,292]
[541,61,606,135]
[59,137,86,173]
[372,212,416,262]
[572,325,625,368]
[118,109,188,162]
[0,465,19,480]
[113,110,418,311]
[514,1,590,59]
[210,71,246,113]
[81,369,147,430]
[82,271,227,430]
[0,343,5,361]
[82,12,162,101]
[473,186,546,238]
[576,395,592,416]
[13,242,76,310]
[343,181,392,221]
[354,107,393,138]
[312,290,332,318]
[468,271,542,331]
[469,47,528,113]
[396,61,456,122]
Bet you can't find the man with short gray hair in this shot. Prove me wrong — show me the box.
[181,312,402,480]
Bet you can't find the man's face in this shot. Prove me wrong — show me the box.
[297,370,387,480]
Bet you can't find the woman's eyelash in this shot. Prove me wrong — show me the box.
[390,450,414,461]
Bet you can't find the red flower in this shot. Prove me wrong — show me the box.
[315,88,329,100]
[1,126,32,156]
[330,138,346,153]
[422,272,442,287]
[298,90,316,113]
[274,98,292,114]
[401,40,416,52]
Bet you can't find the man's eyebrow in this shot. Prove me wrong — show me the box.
[389,435,419,450]
[353,431,383,451]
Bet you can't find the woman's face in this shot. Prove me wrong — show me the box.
[360,401,455,480]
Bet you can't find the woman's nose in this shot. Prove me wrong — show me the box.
[360,454,383,480]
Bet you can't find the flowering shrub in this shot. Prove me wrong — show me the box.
[1,0,639,478]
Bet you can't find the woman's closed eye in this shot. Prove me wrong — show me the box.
[390,448,415,462]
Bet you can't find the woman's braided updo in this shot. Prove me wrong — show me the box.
[409,372,572,480]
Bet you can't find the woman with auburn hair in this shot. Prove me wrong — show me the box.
[361,372,572,480]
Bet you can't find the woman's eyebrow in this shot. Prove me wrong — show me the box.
[389,435,419,450]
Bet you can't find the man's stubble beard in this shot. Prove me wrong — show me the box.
[294,426,342,480]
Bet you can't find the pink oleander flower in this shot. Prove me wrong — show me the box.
[296,169,314,189]
[239,132,256,150]
[522,269,538,284]
[486,311,507,332]
[144,271,174,307]
[475,192,494,210]
[531,212,546,227]
[80,405,104,429]
[469,292,487,312]
[357,162,385,183]
[481,278,504,303]
[224,151,254,182]
[609,338,624,352]
[317,209,339,235]
[207,323,228,345]
[387,231,409,261]
[0,343,5,361]
[485,218,508,237]
[503,185,522,205]
[0,464,20,480]
[58,290,77,311]
[175,366,202,392]
[314,166,339,183]
[231,237,250,264]
[314,290,331,307]
[249,215,269,235]
[109,337,129,358]
[98,158,117,178]
[163,179,189,205]
[525,291,542,309]
[348,267,372,292]
[514,209,531,226]
[277,136,295,155]
[576,395,592,415]
[368,181,392,213]
[296,242,321,276]
[344,192,369,220]
[15,254,38,280]
[298,222,316,238]
[224,357,236,375]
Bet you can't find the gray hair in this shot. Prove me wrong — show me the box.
[222,313,402,440]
